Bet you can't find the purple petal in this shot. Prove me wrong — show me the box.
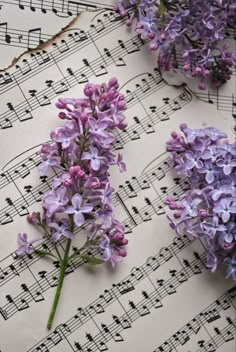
[90,145,98,156]
[223,165,232,175]
[222,212,230,223]
[80,204,93,213]
[51,232,62,242]
[186,159,195,170]
[206,171,214,184]
[63,230,74,239]
[88,117,96,128]
[72,194,82,209]
[81,152,92,161]
[16,246,27,256]
[102,247,112,261]
[73,212,85,227]
[91,158,100,171]
[185,151,195,160]
[224,233,233,243]
[48,222,60,231]
[65,206,75,214]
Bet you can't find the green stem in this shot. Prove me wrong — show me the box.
[159,0,165,16]
[47,239,71,330]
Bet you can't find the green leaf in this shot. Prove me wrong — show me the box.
[80,254,104,265]
[159,0,165,17]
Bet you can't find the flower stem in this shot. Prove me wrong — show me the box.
[47,239,71,330]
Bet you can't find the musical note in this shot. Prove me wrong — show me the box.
[0,22,11,44]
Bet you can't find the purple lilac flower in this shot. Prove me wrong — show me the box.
[216,153,236,175]
[65,194,93,227]
[48,221,74,241]
[166,124,236,280]
[43,187,69,217]
[201,216,226,238]
[16,79,129,328]
[213,198,236,223]
[185,151,203,170]
[82,146,104,171]
[198,160,219,184]
[117,0,236,88]
[117,152,126,172]
[20,78,128,266]
[16,233,39,256]
[225,255,236,280]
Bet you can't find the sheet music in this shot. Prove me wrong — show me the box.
[0,0,116,67]
[0,7,235,352]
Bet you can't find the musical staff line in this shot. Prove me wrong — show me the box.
[0,34,148,129]
[0,0,113,15]
[0,23,52,49]
[192,91,236,119]
[27,251,207,352]
[153,286,236,352]
[0,11,124,96]
[195,318,236,352]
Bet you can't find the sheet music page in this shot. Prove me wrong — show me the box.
[0,0,116,67]
[0,6,235,352]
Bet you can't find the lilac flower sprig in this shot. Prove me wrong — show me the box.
[165,124,236,279]
[16,78,128,329]
[116,0,236,89]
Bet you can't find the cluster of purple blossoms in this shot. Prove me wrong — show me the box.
[116,0,236,89]
[16,78,128,266]
[165,124,236,280]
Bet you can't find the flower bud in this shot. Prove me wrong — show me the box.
[58,112,67,119]
[90,179,100,188]
[41,144,50,154]
[121,238,128,245]
[150,42,158,50]
[27,212,41,224]
[113,233,124,241]
[180,123,188,131]
[198,81,206,90]
[55,99,65,109]
[84,83,95,97]
[195,67,202,74]
[161,33,166,41]
[108,77,118,88]
[118,248,127,257]
[79,112,89,123]
[199,209,209,218]
[77,169,86,179]
[171,131,178,139]
[63,178,73,187]
[69,166,81,176]
[183,64,190,71]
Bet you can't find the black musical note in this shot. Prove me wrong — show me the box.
[0,22,11,44]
